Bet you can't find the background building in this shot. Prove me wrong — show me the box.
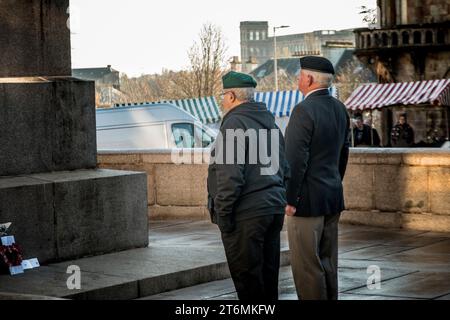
[72,65,126,107]
[240,21,355,72]
[72,65,121,89]
[354,0,450,82]
[349,0,450,147]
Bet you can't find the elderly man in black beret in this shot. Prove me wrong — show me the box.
[284,56,350,300]
[207,71,289,301]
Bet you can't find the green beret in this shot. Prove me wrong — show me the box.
[222,71,257,89]
[300,56,335,75]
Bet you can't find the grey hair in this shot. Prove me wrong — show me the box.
[229,87,255,102]
[302,69,334,87]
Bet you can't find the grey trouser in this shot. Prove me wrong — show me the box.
[287,213,340,300]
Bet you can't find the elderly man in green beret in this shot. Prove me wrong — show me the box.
[207,71,289,301]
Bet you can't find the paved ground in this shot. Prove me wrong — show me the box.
[0,220,449,300]
[143,220,450,300]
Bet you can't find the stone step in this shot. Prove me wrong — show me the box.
[0,169,148,263]
[0,245,290,300]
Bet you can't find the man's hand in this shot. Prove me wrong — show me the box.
[285,205,297,217]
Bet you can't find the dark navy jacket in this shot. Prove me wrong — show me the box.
[285,89,350,217]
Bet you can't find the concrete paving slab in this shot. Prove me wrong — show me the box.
[48,247,228,279]
[339,257,450,273]
[372,252,450,265]
[338,229,425,243]
[348,272,450,299]
[384,235,450,247]
[0,293,67,300]
[339,293,424,300]
[339,245,413,260]
[398,239,450,255]
[339,268,415,292]
[140,277,236,300]
[0,221,449,300]
[0,266,136,300]
[339,240,383,254]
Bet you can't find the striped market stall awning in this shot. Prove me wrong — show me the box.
[254,87,339,117]
[345,79,450,111]
[114,97,222,124]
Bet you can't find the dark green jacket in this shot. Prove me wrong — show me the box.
[207,101,290,232]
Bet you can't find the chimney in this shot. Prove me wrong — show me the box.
[230,56,242,72]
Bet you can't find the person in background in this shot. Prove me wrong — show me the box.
[391,113,415,147]
[352,114,380,147]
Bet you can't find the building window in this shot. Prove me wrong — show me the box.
[413,31,422,44]
[425,31,433,44]
[437,30,445,44]
[382,33,388,46]
[360,35,365,48]
[261,31,266,40]
[402,31,409,45]
[255,31,260,41]
[392,32,399,46]
[374,33,380,47]
[249,31,254,41]
[367,34,372,47]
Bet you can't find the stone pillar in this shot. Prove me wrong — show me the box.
[0,1,148,263]
[0,0,71,77]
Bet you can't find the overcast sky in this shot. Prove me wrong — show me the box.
[70,0,376,76]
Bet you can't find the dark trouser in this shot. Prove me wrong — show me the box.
[221,214,285,301]
[287,213,340,300]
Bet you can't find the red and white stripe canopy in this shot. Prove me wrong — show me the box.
[345,79,450,111]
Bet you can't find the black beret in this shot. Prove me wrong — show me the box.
[300,56,335,75]
[222,71,257,89]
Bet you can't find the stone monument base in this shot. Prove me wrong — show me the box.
[0,169,148,264]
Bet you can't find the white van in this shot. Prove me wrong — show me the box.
[96,103,217,150]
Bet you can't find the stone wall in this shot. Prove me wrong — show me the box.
[98,149,450,232]
[341,148,450,232]
[378,0,449,27]
[407,0,449,25]
[98,151,210,220]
